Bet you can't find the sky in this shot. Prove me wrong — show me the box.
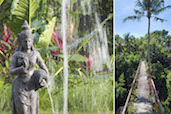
[115,0,171,38]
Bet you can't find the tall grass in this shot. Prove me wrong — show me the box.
[0,72,113,113]
[50,73,113,113]
[68,77,113,113]
[0,82,12,113]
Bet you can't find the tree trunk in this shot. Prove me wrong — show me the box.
[147,17,150,64]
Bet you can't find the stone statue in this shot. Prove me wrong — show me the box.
[10,21,49,114]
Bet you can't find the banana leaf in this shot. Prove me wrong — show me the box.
[37,17,56,49]
[10,0,40,33]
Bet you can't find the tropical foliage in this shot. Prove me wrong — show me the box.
[0,0,113,113]
[115,30,171,113]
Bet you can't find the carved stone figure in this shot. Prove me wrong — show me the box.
[10,21,49,114]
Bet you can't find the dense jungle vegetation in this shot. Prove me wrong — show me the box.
[0,0,113,113]
[115,30,171,113]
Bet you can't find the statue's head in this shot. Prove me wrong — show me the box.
[17,21,34,51]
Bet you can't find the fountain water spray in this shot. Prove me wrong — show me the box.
[87,13,111,72]
[46,84,55,113]
[41,79,55,114]
[62,0,68,113]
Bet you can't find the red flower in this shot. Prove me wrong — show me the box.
[51,28,71,58]
[2,24,12,42]
[0,25,16,67]
[52,29,63,50]
[87,55,92,67]
[52,28,71,51]
[51,50,59,55]
[83,54,93,68]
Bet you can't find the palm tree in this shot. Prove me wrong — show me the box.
[123,0,171,64]
[123,33,131,53]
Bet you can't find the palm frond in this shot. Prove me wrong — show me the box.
[135,0,145,11]
[123,33,130,39]
[123,15,144,22]
[134,9,144,15]
[143,0,152,10]
[151,0,158,7]
[152,0,164,10]
[153,5,171,15]
[153,16,166,22]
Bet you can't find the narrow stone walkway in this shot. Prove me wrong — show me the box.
[133,61,153,113]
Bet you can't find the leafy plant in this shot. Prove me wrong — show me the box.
[10,0,40,33]
[37,17,56,50]
[0,25,17,83]
[0,84,12,113]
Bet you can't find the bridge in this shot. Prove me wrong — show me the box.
[121,60,163,114]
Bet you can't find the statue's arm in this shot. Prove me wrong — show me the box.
[36,52,49,87]
[36,52,48,74]
[10,54,24,75]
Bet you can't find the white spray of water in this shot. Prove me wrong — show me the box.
[55,98,59,114]
[62,0,68,113]
[46,55,56,114]
[88,2,92,14]
[88,13,111,72]
[44,81,55,114]
[81,0,86,26]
